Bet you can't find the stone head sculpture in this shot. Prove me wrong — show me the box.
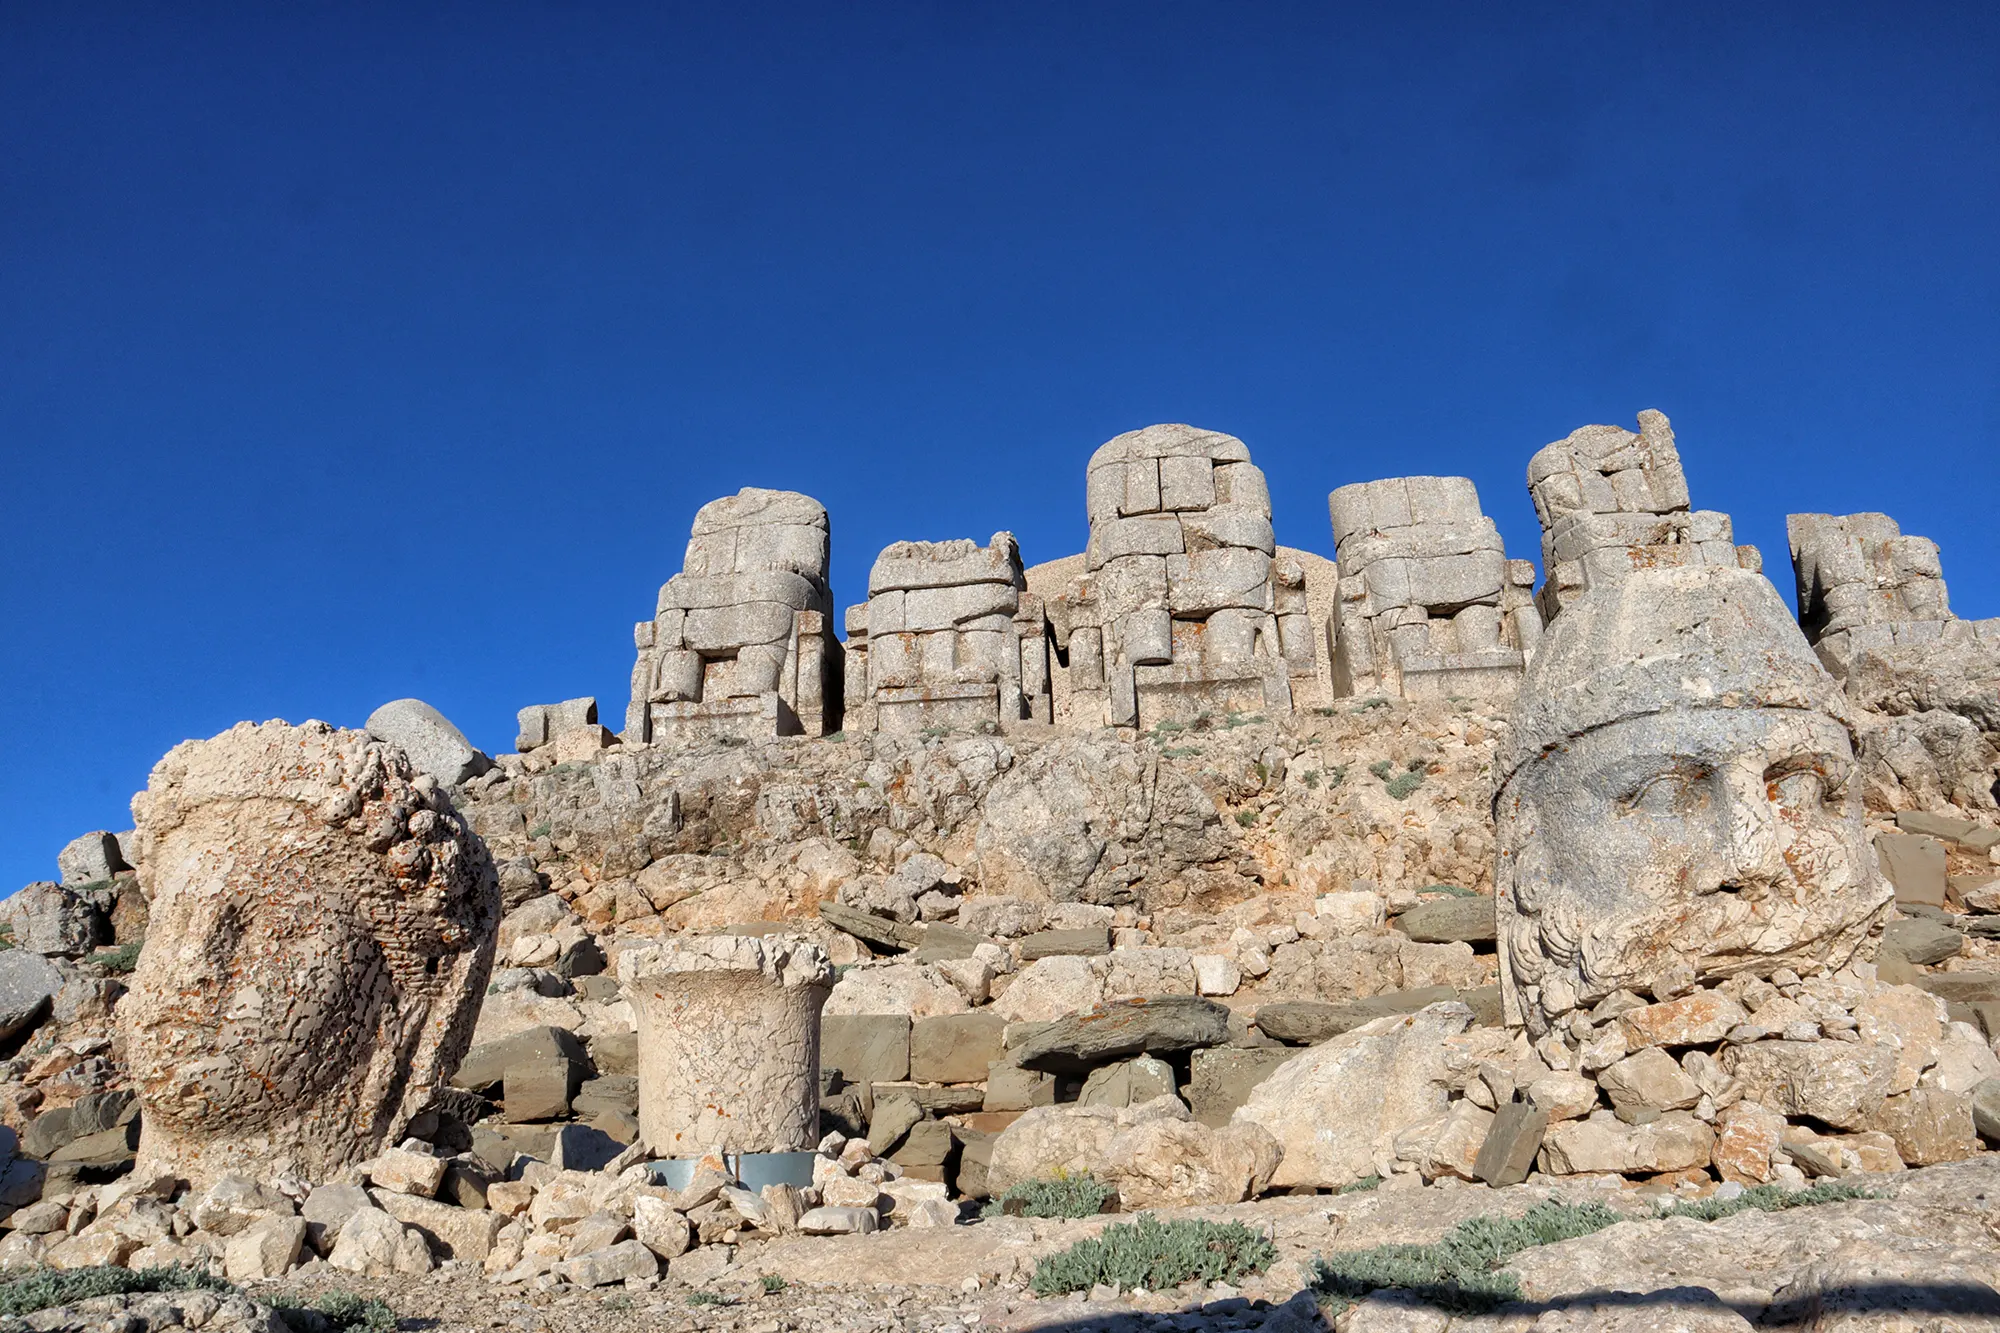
[121,720,498,1187]
[1494,566,1890,1036]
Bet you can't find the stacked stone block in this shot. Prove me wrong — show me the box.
[842,534,1051,734]
[1787,512,2000,678]
[1047,424,1307,730]
[1327,475,1540,700]
[625,488,843,743]
[1527,410,1761,620]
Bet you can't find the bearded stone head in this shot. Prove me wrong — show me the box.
[121,720,498,1187]
[1493,566,1890,1037]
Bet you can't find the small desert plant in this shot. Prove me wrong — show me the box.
[760,1274,788,1294]
[1030,1215,1277,1295]
[685,1290,732,1307]
[1661,1180,1879,1221]
[527,822,552,840]
[1351,697,1390,712]
[1368,759,1394,780]
[1311,1198,1621,1314]
[1235,809,1259,828]
[274,1290,399,1333]
[1418,884,1480,898]
[982,1173,1118,1220]
[1384,772,1425,800]
[1337,1174,1382,1194]
[0,1265,235,1318]
[90,942,142,974]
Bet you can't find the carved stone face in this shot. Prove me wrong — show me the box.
[1497,706,1884,1033]
[122,721,497,1187]
[1493,565,1891,1036]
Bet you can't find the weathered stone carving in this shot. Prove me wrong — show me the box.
[120,720,499,1188]
[1327,475,1540,700]
[1787,511,2000,682]
[1047,424,1308,730]
[364,699,491,786]
[841,534,1051,734]
[1493,566,1890,1036]
[626,488,842,743]
[1527,411,1761,621]
[620,935,833,1157]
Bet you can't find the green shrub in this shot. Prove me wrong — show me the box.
[1384,772,1425,800]
[1235,809,1259,828]
[1311,1198,1621,1314]
[273,1290,399,1333]
[1368,760,1394,780]
[760,1274,787,1294]
[685,1290,732,1307]
[1160,746,1201,759]
[1031,1215,1277,1295]
[0,1265,235,1318]
[1661,1180,1878,1221]
[1337,1174,1382,1194]
[90,942,142,974]
[527,823,551,840]
[981,1174,1117,1220]
[1418,884,1480,898]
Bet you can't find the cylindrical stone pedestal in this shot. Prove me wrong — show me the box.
[626,935,834,1157]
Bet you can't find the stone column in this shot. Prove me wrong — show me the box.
[624,935,834,1157]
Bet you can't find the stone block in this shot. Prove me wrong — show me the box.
[1538,1111,1712,1176]
[1078,1055,1177,1109]
[909,1013,1004,1084]
[1881,917,1964,967]
[1009,995,1230,1073]
[1617,993,1749,1049]
[822,1014,911,1086]
[1896,810,1985,844]
[1879,833,1949,908]
[890,1120,954,1169]
[1597,1047,1702,1117]
[983,1064,1055,1112]
[1184,1047,1294,1127]
[223,1214,306,1281]
[1866,1088,1980,1166]
[369,1147,446,1197]
[1191,953,1241,996]
[373,1190,509,1261]
[0,951,61,1042]
[1018,928,1111,959]
[2,883,104,958]
[1254,988,1460,1044]
[1393,896,1496,944]
[503,1057,584,1123]
[1472,1101,1548,1187]
[455,1025,591,1095]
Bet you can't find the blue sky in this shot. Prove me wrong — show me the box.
[4,3,1996,890]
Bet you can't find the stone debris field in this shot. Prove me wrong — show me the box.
[3,415,1999,1332]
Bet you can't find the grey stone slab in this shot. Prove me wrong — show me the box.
[1473,1101,1548,1187]
[1253,987,1460,1044]
[455,1025,590,1094]
[503,1057,584,1123]
[1972,1078,2000,1143]
[909,1013,1004,1084]
[1922,972,2000,1004]
[1878,833,1949,908]
[1008,995,1230,1074]
[56,832,125,887]
[818,902,924,952]
[1896,811,1985,844]
[1017,928,1111,960]
[1882,917,1964,967]
[821,1014,911,1086]
[1184,1047,1295,1127]
[911,923,984,963]
[1393,896,1497,944]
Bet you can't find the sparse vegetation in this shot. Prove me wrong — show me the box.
[982,1173,1118,1220]
[760,1274,788,1294]
[1311,1183,1890,1315]
[0,1265,235,1318]
[1351,697,1391,712]
[1160,746,1201,759]
[1418,884,1480,898]
[527,823,552,840]
[1368,759,1394,780]
[1384,771,1425,800]
[685,1290,733,1307]
[1031,1215,1277,1295]
[1337,1174,1382,1194]
[90,942,142,974]
[274,1289,400,1333]
[1236,809,1260,828]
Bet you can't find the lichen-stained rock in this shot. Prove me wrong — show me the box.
[120,720,500,1190]
[1494,565,1891,1036]
[1724,1040,1897,1130]
[986,1095,1280,1209]
[1232,1001,1472,1190]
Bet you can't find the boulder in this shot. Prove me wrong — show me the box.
[0,950,62,1041]
[554,1239,659,1286]
[222,1214,305,1281]
[1865,1088,1981,1166]
[364,698,492,786]
[1596,1048,1701,1118]
[909,1013,1004,1084]
[327,1206,434,1277]
[1253,989,1459,1044]
[454,1025,590,1095]
[988,1095,1280,1208]
[1018,928,1111,959]
[1078,1056,1178,1109]
[1724,1040,1897,1129]
[1538,1110,1714,1175]
[1617,992,1749,1050]
[372,1190,509,1260]
[1006,995,1230,1073]
[1233,1002,1472,1189]
[821,1014,911,1086]
[1184,1047,1296,1127]
[1393,896,1496,944]
[1881,917,1964,967]
[2,882,104,957]
[56,833,126,887]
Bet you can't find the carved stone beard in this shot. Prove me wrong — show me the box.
[1495,706,1889,1038]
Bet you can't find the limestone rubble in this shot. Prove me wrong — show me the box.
[4,413,2000,1326]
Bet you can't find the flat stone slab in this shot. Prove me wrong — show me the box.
[1898,810,2000,852]
[819,902,924,952]
[823,1014,911,1086]
[1393,895,1496,944]
[1879,833,1949,908]
[1254,987,1460,1044]
[1923,972,2000,1004]
[1017,928,1112,960]
[1882,916,1965,966]
[1007,995,1231,1073]
[454,1025,589,1094]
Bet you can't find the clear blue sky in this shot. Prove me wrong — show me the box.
[4,3,1996,891]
